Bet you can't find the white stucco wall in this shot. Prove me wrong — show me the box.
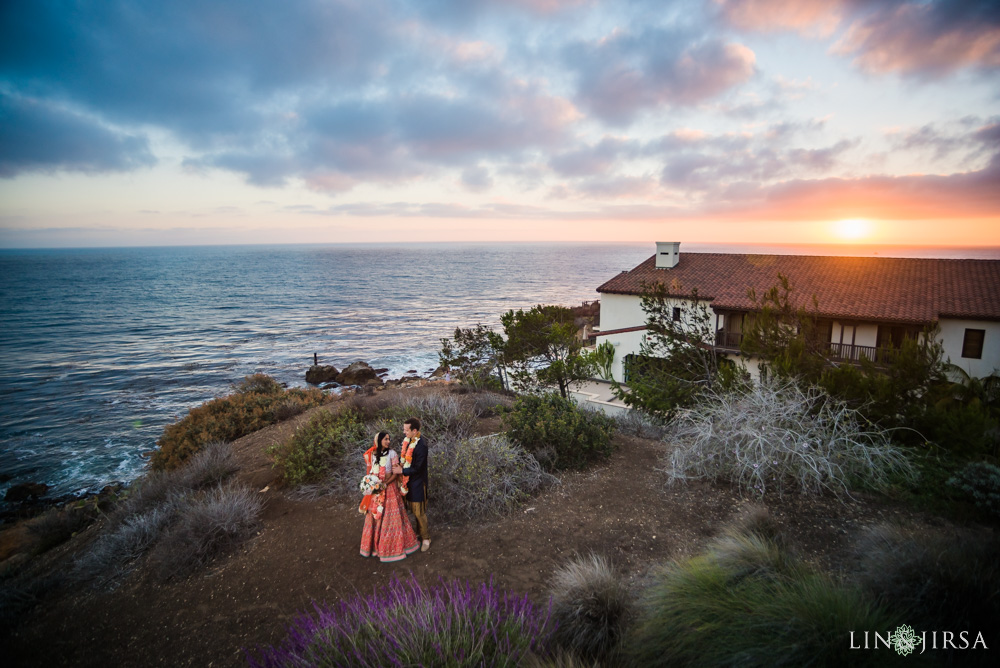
[597,329,647,383]
[599,293,719,382]
[938,318,1000,378]
[598,293,646,332]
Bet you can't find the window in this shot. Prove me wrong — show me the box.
[962,329,985,359]
[672,307,681,322]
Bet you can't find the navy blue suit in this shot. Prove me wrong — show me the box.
[401,436,428,502]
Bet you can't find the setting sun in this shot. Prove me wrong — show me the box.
[832,218,872,242]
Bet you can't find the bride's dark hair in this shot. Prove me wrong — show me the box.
[374,431,390,454]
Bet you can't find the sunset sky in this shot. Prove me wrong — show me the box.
[1,0,998,248]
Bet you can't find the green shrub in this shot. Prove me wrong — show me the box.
[152,375,330,470]
[628,531,906,667]
[548,553,635,664]
[501,393,616,471]
[268,409,366,487]
[947,461,1000,517]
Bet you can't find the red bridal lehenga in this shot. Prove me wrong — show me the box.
[359,447,420,562]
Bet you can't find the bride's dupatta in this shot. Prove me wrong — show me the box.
[358,441,379,515]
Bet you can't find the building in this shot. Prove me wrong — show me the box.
[595,242,1000,383]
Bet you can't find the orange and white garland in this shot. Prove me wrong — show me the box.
[398,434,418,496]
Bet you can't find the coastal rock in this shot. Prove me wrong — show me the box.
[4,482,49,503]
[305,364,340,385]
[374,368,389,375]
[337,361,381,387]
[430,365,449,379]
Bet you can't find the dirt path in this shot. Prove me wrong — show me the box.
[4,390,940,667]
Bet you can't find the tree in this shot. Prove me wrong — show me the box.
[438,323,507,391]
[739,273,830,382]
[500,305,594,398]
[739,275,952,445]
[612,283,748,422]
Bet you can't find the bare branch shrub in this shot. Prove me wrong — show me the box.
[111,441,237,522]
[151,483,262,580]
[72,502,182,586]
[379,393,477,439]
[548,553,635,664]
[431,433,556,522]
[466,390,515,418]
[26,506,97,554]
[612,409,669,440]
[666,379,916,498]
[0,572,64,629]
[270,399,307,422]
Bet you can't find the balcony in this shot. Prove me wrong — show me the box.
[715,330,743,349]
[714,332,902,365]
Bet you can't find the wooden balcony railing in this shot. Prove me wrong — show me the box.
[715,330,743,349]
[714,332,902,364]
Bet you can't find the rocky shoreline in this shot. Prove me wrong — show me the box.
[1,359,450,526]
[305,358,448,390]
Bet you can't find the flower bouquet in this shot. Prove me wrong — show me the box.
[358,472,386,519]
[359,473,382,496]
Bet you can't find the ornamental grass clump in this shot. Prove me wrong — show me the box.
[152,374,331,470]
[246,574,556,668]
[431,433,555,522]
[666,379,916,498]
[853,524,1000,639]
[547,553,635,664]
[628,528,904,667]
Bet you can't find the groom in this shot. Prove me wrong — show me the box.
[400,417,430,552]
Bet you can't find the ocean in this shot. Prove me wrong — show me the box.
[1,241,997,504]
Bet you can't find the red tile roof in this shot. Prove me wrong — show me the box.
[597,253,1000,324]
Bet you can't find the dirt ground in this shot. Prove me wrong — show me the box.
[2,384,950,667]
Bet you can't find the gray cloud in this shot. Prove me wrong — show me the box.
[563,28,756,124]
[0,93,155,177]
[716,0,1000,78]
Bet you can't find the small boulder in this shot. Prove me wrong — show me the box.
[306,364,340,385]
[430,365,449,379]
[337,361,380,387]
[4,482,49,503]
[374,368,389,375]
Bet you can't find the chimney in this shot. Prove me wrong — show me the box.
[655,241,680,269]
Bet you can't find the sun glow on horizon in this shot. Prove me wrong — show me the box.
[831,218,873,242]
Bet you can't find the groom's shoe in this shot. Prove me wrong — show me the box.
[421,539,431,552]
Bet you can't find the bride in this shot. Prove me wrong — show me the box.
[359,431,420,562]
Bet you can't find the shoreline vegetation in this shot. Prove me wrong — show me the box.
[2,298,999,666]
